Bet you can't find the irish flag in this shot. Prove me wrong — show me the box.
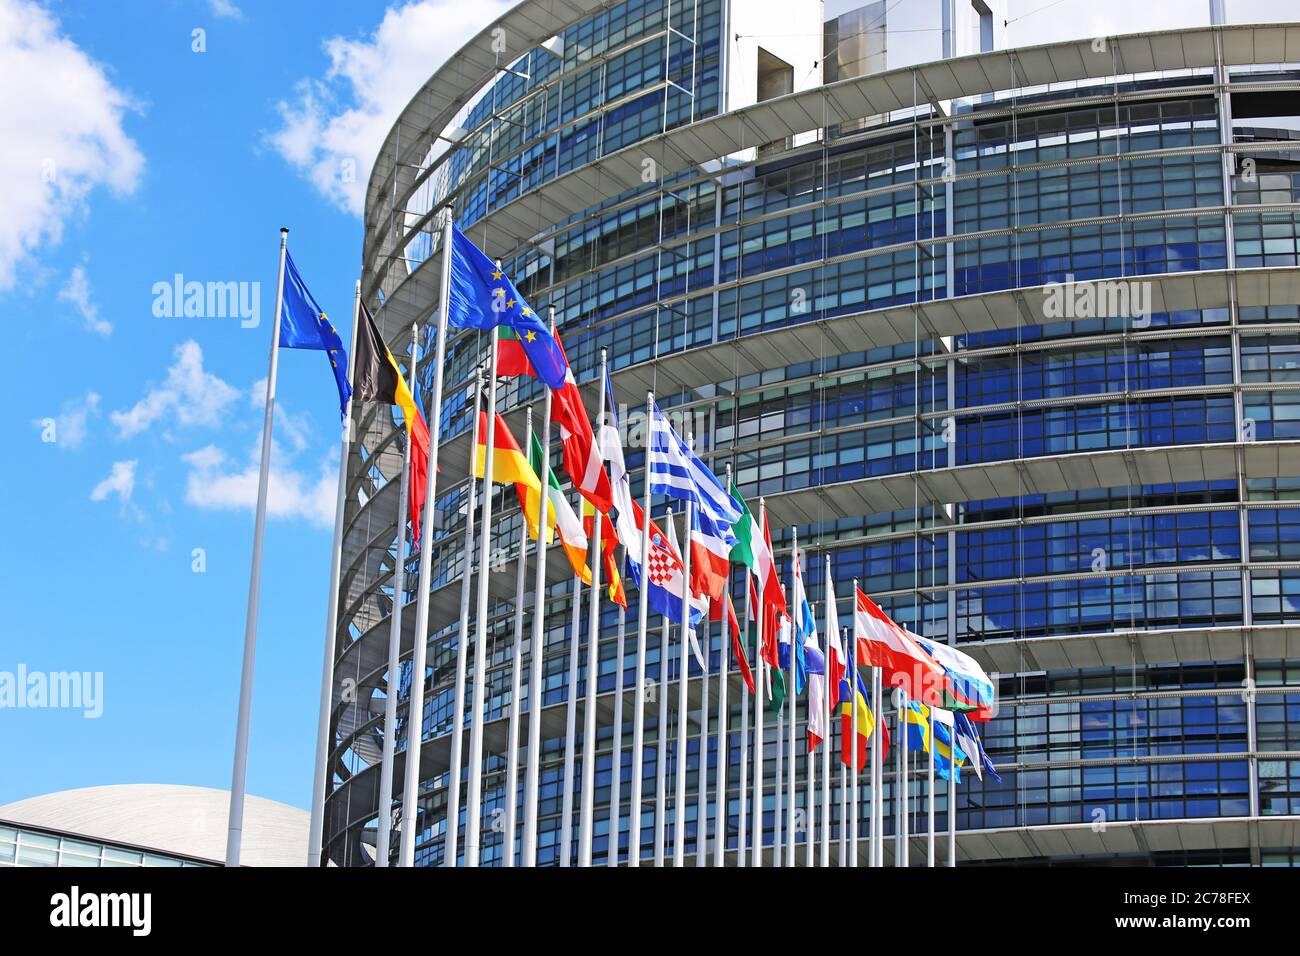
[528,430,590,583]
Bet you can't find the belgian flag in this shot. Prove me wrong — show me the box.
[355,303,431,546]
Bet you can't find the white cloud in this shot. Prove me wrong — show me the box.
[269,0,511,216]
[0,0,143,289]
[35,390,101,449]
[249,376,313,453]
[58,265,110,336]
[208,0,243,20]
[181,443,336,527]
[90,459,137,504]
[110,339,241,439]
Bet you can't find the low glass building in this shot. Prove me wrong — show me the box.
[323,0,1300,866]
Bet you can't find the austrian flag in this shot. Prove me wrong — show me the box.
[499,327,613,514]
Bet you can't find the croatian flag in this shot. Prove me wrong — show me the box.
[646,402,742,531]
[625,503,707,668]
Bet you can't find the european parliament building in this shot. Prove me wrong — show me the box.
[324,0,1300,866]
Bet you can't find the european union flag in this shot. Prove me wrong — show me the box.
[279,250,352,418]
[447,222,569,389]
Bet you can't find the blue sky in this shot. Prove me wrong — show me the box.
[0,0,507,810]
[1,0,1293,814]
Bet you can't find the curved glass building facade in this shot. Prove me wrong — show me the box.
[325,1,1300,866]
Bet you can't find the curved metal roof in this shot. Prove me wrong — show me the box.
[0,785,308,867]
[362,0,606,270]
[364,21,1300,318]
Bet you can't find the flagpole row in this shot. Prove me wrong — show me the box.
[464,323,500,867]
[226,227,288,868]
[307,278,361,867]
[503,406,533,867]
[628,389,654,868]
[520,324,555,867]
[445,368,482,867]
[578,352,607,867]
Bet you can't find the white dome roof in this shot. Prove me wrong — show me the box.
[0,784,308,867]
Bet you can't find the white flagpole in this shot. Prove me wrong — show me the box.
[674,484,693,867]
[627,389,654,867]
[751,499,765,868]
[839,715,848,867]
[374,322,420,868]
[786,530,798,868]
[397,212,457,868]
[606,545,626,867]
[307,278,360,867]
[520,315,556,866]
[821,561,832,868]
[226,227,288,868]
[774,683,783,868]
[872,665,883,867]
[579,352,607,868]
[927,708,936,867]
[948,726,957,868]
[805,684,814,868]
[654,596,670,867]
[697,608,710,867]
[737,574,751,869]
[559,565,582,866]
[445,371,482,866]
[502,405,534,867]
[897,686,909,867]
[850,636,860,869]
[463,324,499,868]
[713,597,729,868]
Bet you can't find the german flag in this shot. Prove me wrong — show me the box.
[354,303,431,546]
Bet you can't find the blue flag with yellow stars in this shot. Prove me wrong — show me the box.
[278,250,352,418]
[447,222,569,389]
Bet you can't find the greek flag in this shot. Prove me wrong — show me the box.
[646,401,741,534]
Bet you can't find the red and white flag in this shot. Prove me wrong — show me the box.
[853,586,946,706]
[689,508,730,603]
[551,332,613,514]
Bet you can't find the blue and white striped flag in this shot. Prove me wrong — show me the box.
[647,401,741,534]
